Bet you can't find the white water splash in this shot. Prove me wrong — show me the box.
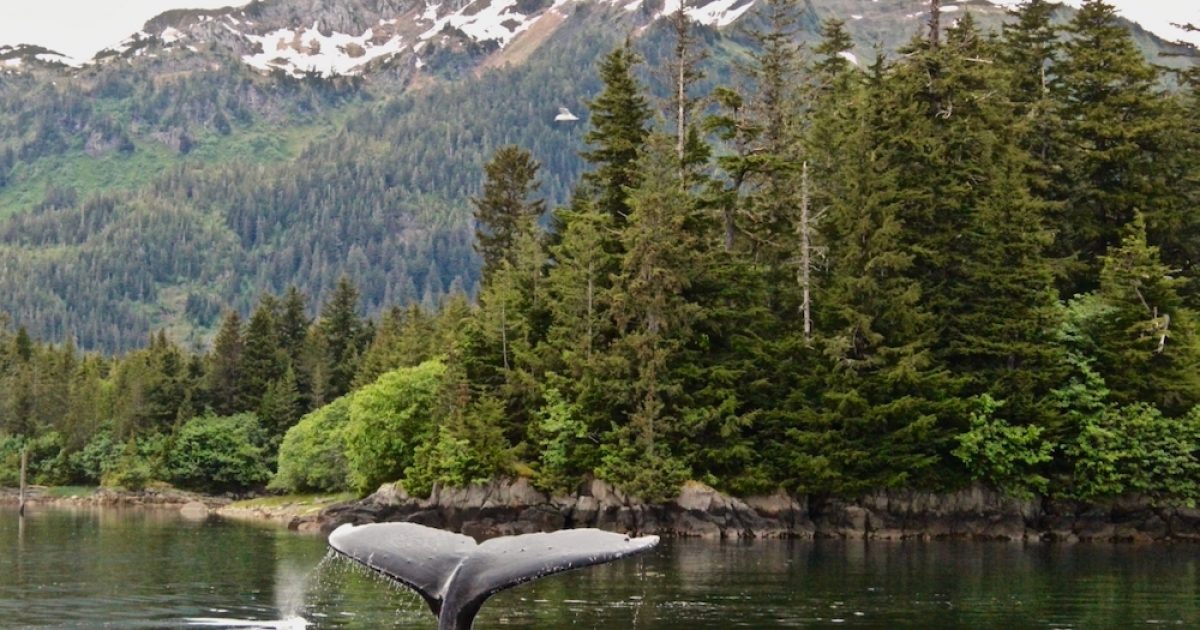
[184,617,308,629]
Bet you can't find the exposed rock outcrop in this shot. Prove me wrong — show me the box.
[317,478,1200,543]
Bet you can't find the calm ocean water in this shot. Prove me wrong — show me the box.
[2,504,1198,628]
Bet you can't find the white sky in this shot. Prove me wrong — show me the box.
[992,0,1200,46]
[0,0,1195,62]
[0,0,251,61]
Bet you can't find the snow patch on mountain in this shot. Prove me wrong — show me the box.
[625,0,757,27]
[242,23,407,77]
[160,27,185,44]
[419,0,542,46]
[675,0,757,28]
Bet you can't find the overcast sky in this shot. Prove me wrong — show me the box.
[0,0,1196,62]
[0,1,251,60]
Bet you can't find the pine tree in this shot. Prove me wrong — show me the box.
[933,14,1066,424]
[580,43,652,226]
[809,52,955,493]
[258,367,301,446]
[1093,212,1200,414]
[354,307,400,388]
[541,198,624,463]
[317,276,367,400]
[998,0,1063,204]
[241,294,285,412]
[665,6,708,180]
[472,146,546,283]
[600,134,698,499]
[143,331,189,429]
[1052,0,1174,295]
[207,311,244,417]
[276,285,315,410]
[740,0,805,268]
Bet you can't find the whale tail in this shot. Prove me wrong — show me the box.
[327,522,659,630]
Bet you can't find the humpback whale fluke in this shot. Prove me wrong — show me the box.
[328,522,659,630]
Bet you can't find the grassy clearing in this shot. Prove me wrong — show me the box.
[227,492,357,515]
[0,107,355,220]
[42,486,97,498]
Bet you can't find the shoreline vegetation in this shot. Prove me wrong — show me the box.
[5,1,1200,527]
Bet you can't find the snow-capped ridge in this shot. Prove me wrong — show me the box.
[242,22,408,77]
[0,43,80,70]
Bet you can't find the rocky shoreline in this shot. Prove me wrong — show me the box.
[0,485,229,510]
[318,478,1200,543]
[7,480,1200,543]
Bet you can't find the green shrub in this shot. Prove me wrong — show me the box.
[102,438,155,491]
[166,413,272,493]
[1067,403,1200,503]
[69,429,121,485]
[952,395,1053,498]
[342,360,446,494]
[0,433,22,487]
[531,386,588,493]
[271,396,352,493]
[404,395,512,497]
[27,431,71,486]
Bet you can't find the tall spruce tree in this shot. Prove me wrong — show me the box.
[207,310,244,417]
[931,14,1065,423]
[741,0,805,270]
[317,276,368,401]
[998,0,1064,209]
[1093,212,1200,414]
[241,294,285,412]
[472,146,546,283]
[580,42,652,226]
[1052,0,1174,295]
[600,134,697,500]
[809,51,955,493]
[276,285,315,410]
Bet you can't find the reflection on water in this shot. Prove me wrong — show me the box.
[1,504,1199,628]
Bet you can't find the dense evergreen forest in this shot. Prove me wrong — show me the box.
[3,0,1200,504]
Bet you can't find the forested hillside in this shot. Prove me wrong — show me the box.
[3,0,1199,504]
[0,0,1192,352]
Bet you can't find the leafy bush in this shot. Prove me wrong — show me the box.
[953,395,1053,498]
[404,395,512,497]
[1067,403,1200,503]
[342,360,446,494]
[0,433,22,487]
[69,429,121,485]
[102,438,155,491]
[271,396,352,493]
[166,413,272,493]
[531,386,588,493]
[27,431,71,486]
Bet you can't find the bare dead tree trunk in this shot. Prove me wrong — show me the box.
[586,261,594,361]
[929,0,941,47]
[673,6,689,179]
[724,205,736,252]
[799,160,813,343]
[19,447,28,518]
[500,299,510,371]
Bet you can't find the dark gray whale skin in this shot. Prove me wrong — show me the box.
[327,522,660,630]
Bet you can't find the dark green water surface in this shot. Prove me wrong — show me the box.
[2,505,1199,628]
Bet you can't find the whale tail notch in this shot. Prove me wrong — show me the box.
[327,522,659,630]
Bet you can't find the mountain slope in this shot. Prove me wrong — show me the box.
[0,0,1195,352]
